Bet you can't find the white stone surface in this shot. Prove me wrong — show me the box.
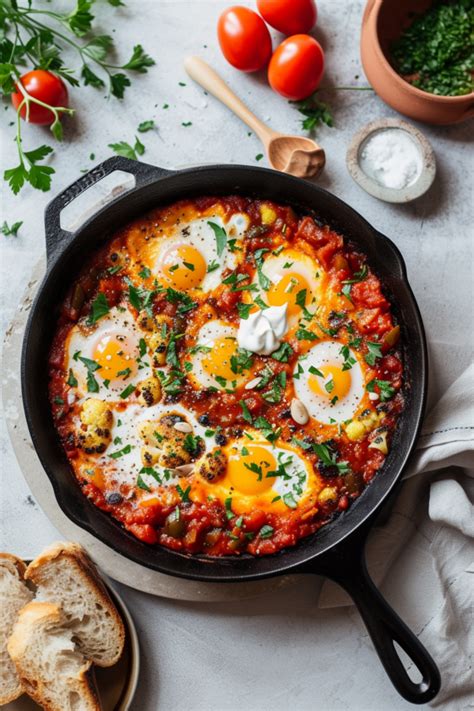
[1,1,472,710]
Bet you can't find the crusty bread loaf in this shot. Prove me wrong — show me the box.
[7,601,101,711]
[25,542,125,667]
[0,553,33,704]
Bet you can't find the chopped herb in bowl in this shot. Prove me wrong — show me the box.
[390,0,474,97]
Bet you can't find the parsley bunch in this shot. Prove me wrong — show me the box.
[1,0,154,194]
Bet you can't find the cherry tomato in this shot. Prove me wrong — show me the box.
[268,34,324,100]
[217,6,272,72]
[11,70,68,125]
[257,0,317,35]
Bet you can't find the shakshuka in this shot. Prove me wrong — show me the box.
[48,197,404,555]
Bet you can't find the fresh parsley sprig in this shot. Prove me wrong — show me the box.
[1,0,154,194]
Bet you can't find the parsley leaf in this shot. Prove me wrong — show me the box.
[365,341,383,366]
[137,120,155,133]
[109,135,145,160]
[1,220,23,237]
[271,342,293,363]
[207,221,227,257]
[87,292,109,325]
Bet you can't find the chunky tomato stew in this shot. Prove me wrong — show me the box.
[48,197,404,555]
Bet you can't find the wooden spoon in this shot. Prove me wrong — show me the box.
[184,56,325,179]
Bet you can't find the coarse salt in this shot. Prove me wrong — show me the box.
[359,128,422,190]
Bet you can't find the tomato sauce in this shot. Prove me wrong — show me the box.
[48,197,404,557]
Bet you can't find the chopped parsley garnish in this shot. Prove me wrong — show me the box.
[67,369,78,387]
[283,492,298,509]
[207,221,227,257]
[183,433,203,456]
[296,327,318,341]
[139,266,151,279]
[230,348,253,375]
[365,340,383,366]
[176,484,191,502]
[119,383,136,399]
[117,367,132,380]
[309,365,324,377]
[77,354,101,393]
[136,473,151,491]
[295,288,307,308]
[340,344,356,371]
[244,460,263,480]
[259,524,274,539]
[366,378,395,402]
[139,338,147,358]
[110,444,133,459]
[237,302,252,320]
[87,292,109,325]
[313,442,349,474]
[224,496,234,520]
[239,399,253,424]
[270,342,293,363]
[164,287,197,314]
[207,260,220,273]
[342,265,368,285]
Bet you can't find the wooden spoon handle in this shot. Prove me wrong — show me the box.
[184,56,276,145]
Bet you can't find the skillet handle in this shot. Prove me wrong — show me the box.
[305,529,441,704]
[44,156,173,263]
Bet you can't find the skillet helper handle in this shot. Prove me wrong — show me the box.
[44,156,171,263]
[314,534,441,704]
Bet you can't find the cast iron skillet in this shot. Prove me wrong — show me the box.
[22,156,440,704]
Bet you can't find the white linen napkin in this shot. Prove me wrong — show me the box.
[318,363,474,709]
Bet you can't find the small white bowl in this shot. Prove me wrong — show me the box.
[346,118,436,203]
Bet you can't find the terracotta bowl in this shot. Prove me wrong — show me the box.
[360,0,474,125]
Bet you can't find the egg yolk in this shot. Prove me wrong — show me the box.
[201,337,240,382]
[267,272,310,317]
[309,364,352,401]
[227,445,276,495]
[93,336,136,381]
[160,244,207,290]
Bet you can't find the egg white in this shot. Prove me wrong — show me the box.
[66,306,153,402]
[187,320,250,391]
[195,436,314,515]
[153,213,249,292]
[250,250,323,325]
[293,340,365,424]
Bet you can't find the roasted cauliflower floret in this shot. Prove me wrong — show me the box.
[198,448,227,483]
[138,414,203,470]
[137,376,162,407]
[260,203,277,225]
[78,398,113,454]
[146,315,172,368]
[137,310,156,332]
[345,410,383,442]
[318,486,338,505]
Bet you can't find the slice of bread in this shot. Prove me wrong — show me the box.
[25,542,125,667]
[0,553,33,704]
[7,601,101,711]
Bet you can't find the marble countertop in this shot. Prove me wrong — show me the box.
[1,1,472,709]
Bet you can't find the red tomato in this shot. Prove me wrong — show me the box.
[257,0,317,35]
[217,6,272,72]
[268,34,324,100]
[11,70,68,125]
